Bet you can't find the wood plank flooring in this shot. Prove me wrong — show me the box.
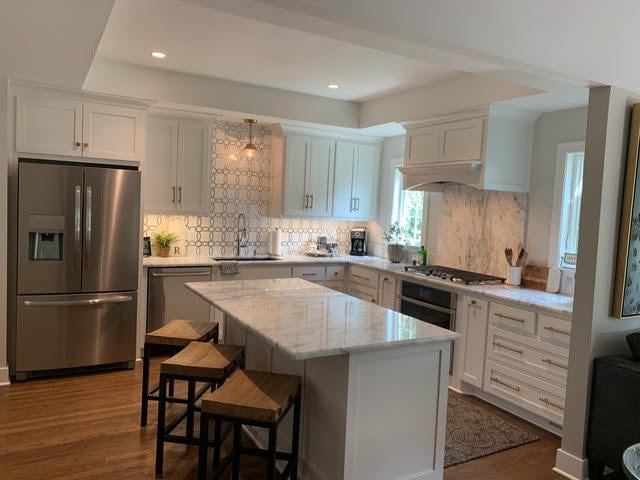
[0,360,564,480]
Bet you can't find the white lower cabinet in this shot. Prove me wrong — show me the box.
[348,264,380,304]
[292,265,326,283]
[483,301,570,427]
[378,274,397,310]
[455,295,489,388]
[325,265,345,292]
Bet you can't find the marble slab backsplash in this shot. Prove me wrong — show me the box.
[437,184,527,278]
[143,120,361,256]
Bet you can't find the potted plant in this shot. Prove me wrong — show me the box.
[383,222,407,263]
[152,231,178,257]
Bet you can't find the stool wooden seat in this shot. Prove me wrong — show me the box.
[198,369,302,480]
[141,319,219,427]
[156,342,244,475]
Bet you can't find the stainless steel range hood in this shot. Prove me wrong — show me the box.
[398,160,482,191]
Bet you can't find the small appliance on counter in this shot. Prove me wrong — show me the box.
[350,227,367,256]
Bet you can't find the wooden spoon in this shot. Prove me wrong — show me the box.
[504,247,513,266]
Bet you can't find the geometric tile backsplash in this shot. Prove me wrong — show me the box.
[143,120,362,257]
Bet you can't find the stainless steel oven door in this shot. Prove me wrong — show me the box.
[399,295,456,331]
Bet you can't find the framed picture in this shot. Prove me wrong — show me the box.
[613,104,640,318]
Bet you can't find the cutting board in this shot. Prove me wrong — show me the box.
[521,265,549,291]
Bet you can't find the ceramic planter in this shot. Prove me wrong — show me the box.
[387,244,405,263]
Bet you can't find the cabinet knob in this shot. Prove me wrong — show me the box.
[75,141,81,147]
[471,299,477,305]
[83,142,88,148]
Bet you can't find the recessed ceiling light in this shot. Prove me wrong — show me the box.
[327,83,339,89]
[151,51,166,59]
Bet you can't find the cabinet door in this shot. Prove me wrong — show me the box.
[351,143,380,219]
[82,103,142,162]
[284,135,310,216]
[306,138,334,217]
[177,121,209,213]
[332,142,356,217]
[406,125,440,164]
[144,117,178,212]
[458,296,488,388]
[379,275,397,310]
[440,118,484,163]
[16,95,82,157]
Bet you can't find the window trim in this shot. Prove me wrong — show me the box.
[548,141,585,268]
[390,158,427,247]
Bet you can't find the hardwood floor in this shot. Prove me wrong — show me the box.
[0,361,564,480]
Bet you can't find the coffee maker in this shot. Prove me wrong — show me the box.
[350,228,367,256]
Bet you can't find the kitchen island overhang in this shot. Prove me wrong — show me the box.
[186,278,459,480]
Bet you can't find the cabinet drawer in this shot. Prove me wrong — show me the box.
[293,266,326,282]
[349,284,378,304]
[538,314,571,348]
[326,265,345,280]
[325,280,344,293]
[349,265,379,289]
[487,326,569,385]
[489,303,536,335]
[484,360,565,426]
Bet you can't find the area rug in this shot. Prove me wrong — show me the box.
[445,392,540,467]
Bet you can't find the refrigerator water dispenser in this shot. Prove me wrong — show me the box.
[27,215,63,261]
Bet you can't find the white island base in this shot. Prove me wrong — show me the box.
[225,316,451,480]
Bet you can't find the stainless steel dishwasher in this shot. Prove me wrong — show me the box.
[147,267,212,332]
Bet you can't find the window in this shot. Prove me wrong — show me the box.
[549,142,585,268]
[391,160,424,246]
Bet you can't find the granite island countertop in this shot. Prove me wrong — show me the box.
[186,278,459,360]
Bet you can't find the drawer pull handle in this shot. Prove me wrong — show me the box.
[490,376,521,392]
[352,274,370,281]
[495,312,526,323]
[301,272,318,277]
[539,397,565,411]
[493,341,523,354]
[543,325,571,336]
[542,358,568,370]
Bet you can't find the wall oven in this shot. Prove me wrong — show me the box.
[400,281,457,331]
[400,280,456,373]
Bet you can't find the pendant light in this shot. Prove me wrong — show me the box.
[243,119,257,158]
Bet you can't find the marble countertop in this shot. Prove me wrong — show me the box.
[186,278,459,360]
[143,255,573,317]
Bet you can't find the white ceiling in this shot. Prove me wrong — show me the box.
[96,0,460,102]
[4,0,624,129]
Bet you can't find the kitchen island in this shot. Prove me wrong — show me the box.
[187,278,459,480]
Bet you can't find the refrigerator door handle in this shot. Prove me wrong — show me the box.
[74,185,82,270]
[85,186,92,268]
[23,295,133,307]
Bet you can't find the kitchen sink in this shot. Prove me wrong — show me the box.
[212,256,281,262]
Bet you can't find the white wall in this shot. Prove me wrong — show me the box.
[368,135,405,256]
[555,87,640,480]
[526,107,588,265]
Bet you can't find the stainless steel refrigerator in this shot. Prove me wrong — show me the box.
[11,160,140,380]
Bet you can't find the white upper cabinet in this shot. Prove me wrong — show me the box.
[144,116,210,214]
[402,106,538,192]
[16,95,144,163]
[333,141,380,219]
[283,134,334,217]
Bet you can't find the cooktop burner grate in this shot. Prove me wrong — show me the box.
[404,265,505,285]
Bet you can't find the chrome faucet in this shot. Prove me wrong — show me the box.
[235,213,248,256]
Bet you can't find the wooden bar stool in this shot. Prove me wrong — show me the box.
[198,369,302,480]
[141,319,219,426]
[155,341,245,475]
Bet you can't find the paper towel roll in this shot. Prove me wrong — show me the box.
[270,228,282,256]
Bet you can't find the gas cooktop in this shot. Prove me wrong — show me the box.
[404,265,505,285]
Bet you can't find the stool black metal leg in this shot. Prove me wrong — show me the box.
[198,412,210,480]
[267,424,277,480]
[291,392,301,480]
[140,343,151,426]
[187,379,196,438]
[213,418,222,466]
[232,422,241,480]
[155,373,168,475]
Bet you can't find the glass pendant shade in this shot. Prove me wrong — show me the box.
[243,119,257,158]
